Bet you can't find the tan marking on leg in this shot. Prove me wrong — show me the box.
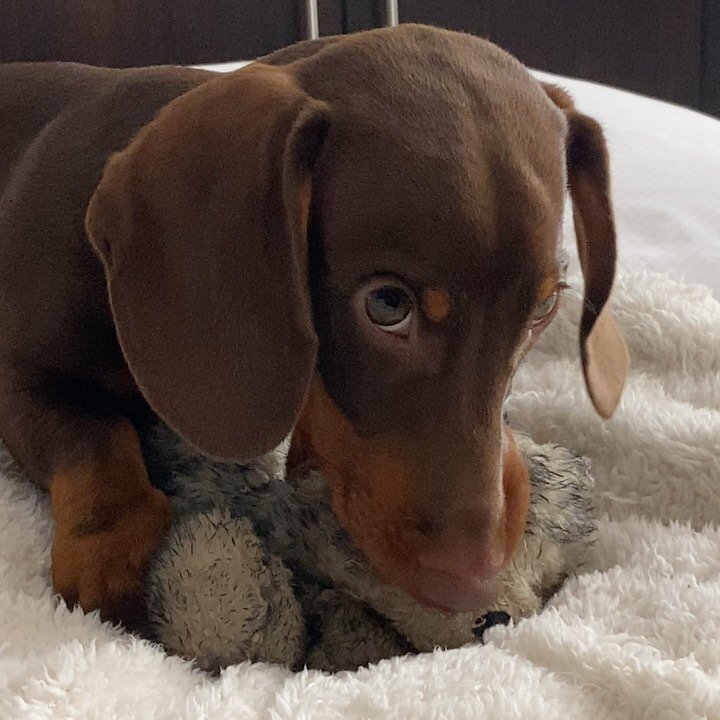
[50,420,172,625]
[537,272,561,303]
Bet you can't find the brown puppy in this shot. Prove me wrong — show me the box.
[0,25,628,622]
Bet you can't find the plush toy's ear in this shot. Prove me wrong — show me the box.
[543,84,629,419]
[86,64,330,459]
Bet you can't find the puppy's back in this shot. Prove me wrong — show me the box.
[0,62,210,181]
[0,62,210,373]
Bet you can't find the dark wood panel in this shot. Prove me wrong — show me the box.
[1,0,716,116]
[0,0,327,67]
[347,0,705,111]
[344,0,381,33]
[318,0,345,36]
[701,0,720,116]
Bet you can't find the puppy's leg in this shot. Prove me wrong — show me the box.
[50,419,172,625]
[0,383,171,625]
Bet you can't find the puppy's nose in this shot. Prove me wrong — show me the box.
[414,533,505,612]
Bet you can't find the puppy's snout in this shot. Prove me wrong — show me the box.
[411,430,530,613]
[413,505,505,612]
[292,377,531,615]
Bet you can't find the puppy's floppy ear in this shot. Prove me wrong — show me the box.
[86,64,330,459]
[543,84,629,419]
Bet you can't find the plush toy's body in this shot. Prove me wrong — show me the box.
[144,427,596,673]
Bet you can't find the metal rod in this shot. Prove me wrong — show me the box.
[386,0,399,27]
[305,0,320,40]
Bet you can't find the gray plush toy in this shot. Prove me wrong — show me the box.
[144,427,596,673]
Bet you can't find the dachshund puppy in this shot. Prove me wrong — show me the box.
[0,25,628,623]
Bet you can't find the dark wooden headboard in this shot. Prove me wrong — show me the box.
[1,1,718,117]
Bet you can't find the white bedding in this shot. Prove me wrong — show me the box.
[2,63,720,719]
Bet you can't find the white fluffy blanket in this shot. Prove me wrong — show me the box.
[1,272,719,720]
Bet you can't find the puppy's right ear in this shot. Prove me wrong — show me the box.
[86,64,330,460]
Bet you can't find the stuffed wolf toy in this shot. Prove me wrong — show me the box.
[143,426,596,673]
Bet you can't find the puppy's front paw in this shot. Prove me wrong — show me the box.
[51,485,172,626]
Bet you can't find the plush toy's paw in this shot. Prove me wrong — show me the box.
[300,584,414,672]
[146,509,304,672]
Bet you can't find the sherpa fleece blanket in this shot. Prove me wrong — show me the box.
[1,272,719,720]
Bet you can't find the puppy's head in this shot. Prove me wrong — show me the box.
[86,26,628,612]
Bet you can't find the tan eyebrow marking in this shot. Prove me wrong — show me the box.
[421,287,451,323]
[537,271,561,302]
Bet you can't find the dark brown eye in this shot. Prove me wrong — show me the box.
[365,285,413,331]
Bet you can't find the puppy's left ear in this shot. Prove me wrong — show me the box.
[543,84,630,419]
[86,65,330,460]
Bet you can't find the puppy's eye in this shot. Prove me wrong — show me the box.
[530,284,565,329]
[365,285,413,333]
[531,292,558,323]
